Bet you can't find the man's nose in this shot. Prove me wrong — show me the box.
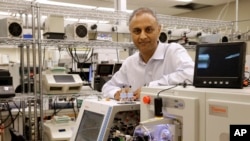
[139,31,147,39]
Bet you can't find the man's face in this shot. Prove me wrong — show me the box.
[129,13,161,54]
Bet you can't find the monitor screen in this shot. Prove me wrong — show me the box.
[0,76,12,86]
[113,63,122,74]
[77,63,91,69]
[53,75,75,83]
[96,64,114,76]
[193,42,246,88]
[74,110,104,141]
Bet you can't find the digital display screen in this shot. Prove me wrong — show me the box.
[113,63,122,74]
[77,63,91,69]
[0,76,12,86]
[96,64,114,76]
[53,75,75,83]
[196,45,241,77]
[193,42,246,88]
[75,110,104,141]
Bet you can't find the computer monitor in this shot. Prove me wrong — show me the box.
[77,62,91,69]
[113,63,122,74]
[193,42,246,88]
[0,76,12,86]
[96,64,114,76]
[70,99,140,141]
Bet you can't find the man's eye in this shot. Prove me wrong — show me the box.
[133,29,141,34]
[146,28,153,33]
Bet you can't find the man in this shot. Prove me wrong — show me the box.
[102,7,194,100]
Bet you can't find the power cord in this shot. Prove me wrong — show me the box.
[178,79,193,88]
[154,80,192,117]
[154,85,178,117]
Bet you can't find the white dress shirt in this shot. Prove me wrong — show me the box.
[102,42,194,98]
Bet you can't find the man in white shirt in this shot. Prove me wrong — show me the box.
[102,7,194,100]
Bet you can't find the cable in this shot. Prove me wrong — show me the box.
[0,111,11,125]
[178,79,193,88]
[71,101,77,120]
[0,102,22,129]
[6,103,14,128]
[156,85,178,97]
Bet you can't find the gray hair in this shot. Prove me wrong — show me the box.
[128,7,158,24]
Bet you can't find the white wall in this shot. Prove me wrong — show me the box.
[176,0,250,60]
[177,0,250,33]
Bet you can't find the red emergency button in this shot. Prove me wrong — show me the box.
[143,96,151,104]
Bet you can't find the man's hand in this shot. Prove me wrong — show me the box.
[114,87,141,101]
[133,88,141,100]
[114,90,122,101]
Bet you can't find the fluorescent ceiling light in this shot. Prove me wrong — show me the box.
[96,7,132,13]
[175,0,192,2]
[34,0,96,9]
[24,0,133,13]
[65,18,109,24]
[96,7,115,11]
[126,10,133,13]
[0,11,10,16]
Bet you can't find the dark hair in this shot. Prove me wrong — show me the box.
[128,7,158,24]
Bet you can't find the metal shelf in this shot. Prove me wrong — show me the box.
[42,90,102,99]
[0,0,33,14]
[0,94,35,102]
[0,38,33,46]
[0,38,135,49]
[38,3,128,24]
[157,14,234,30]
[41,39,135,49]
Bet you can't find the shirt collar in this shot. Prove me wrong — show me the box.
[138,42,166,64]
[151,42,165,60]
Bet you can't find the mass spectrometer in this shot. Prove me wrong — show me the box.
[139,86,250,141]
[139,86,205,141]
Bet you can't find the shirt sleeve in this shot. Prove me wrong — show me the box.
[149,43,194,86]
[101,61,130,99]
[170,44,194,84]
[102,83,121,98]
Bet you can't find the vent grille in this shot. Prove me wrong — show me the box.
[75,25,87,38]
[8,22,22,37]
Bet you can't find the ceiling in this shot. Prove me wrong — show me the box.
[52,0,235,15]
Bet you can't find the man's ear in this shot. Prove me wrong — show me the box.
[158,24,162,32]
